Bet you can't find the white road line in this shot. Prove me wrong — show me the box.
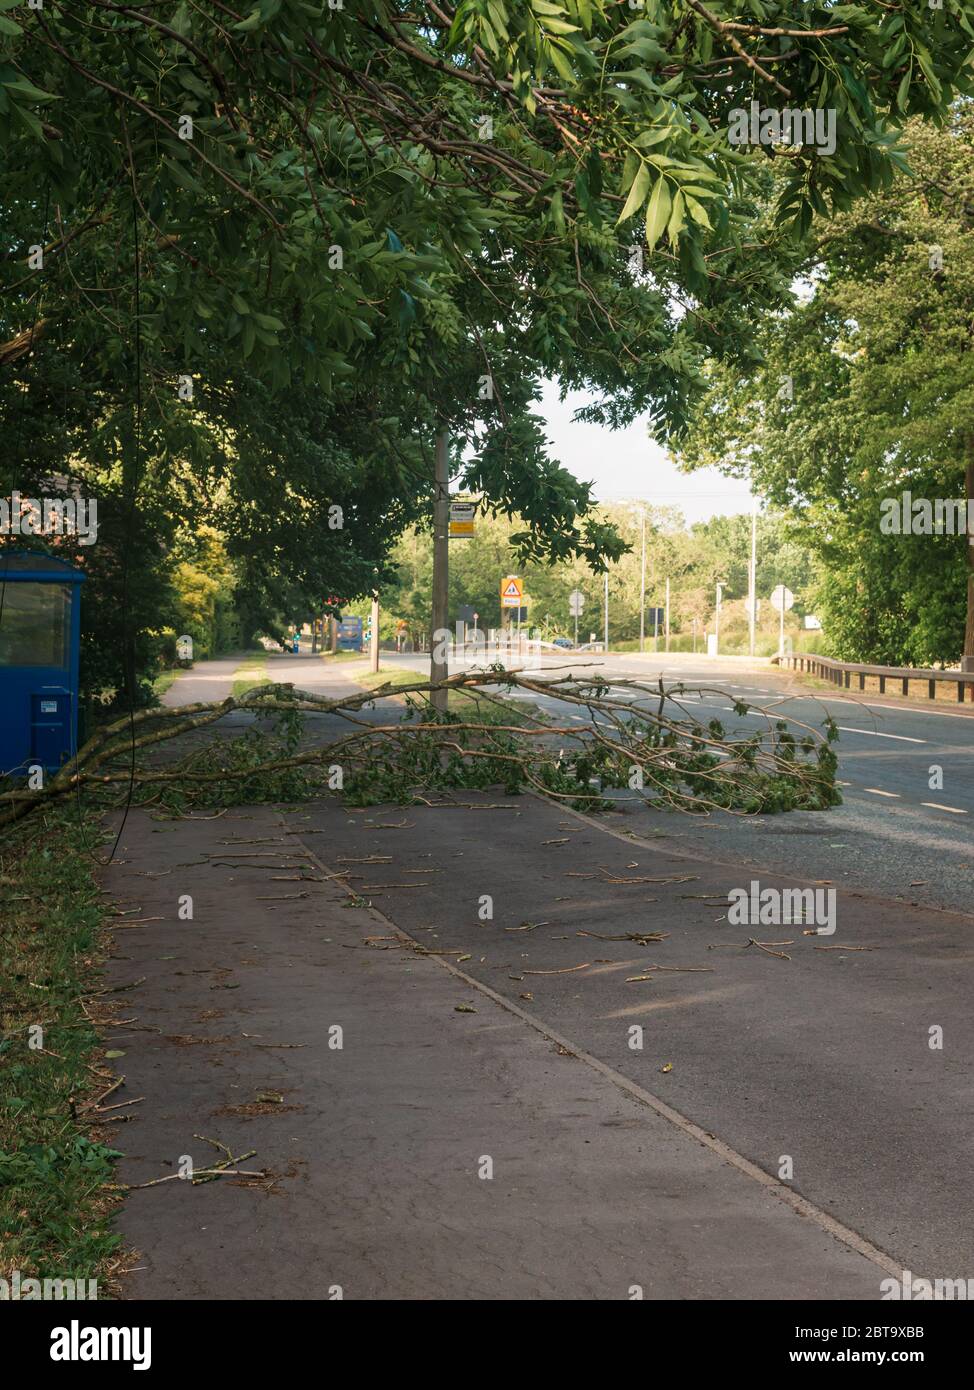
[837,726,927,744]
[921,802,969,815]
[864,788,899,798]
[828,699,974,724]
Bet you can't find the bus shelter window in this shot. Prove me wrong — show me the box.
[0,583,71,668]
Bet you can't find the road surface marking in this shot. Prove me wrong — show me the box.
[308,829,904,1283]
[921,802,969,815]
[864,788,900,798]
[823,698,974,724]
[837,726,926,743]
[331,866,904,1281]
[298,821,908,1287]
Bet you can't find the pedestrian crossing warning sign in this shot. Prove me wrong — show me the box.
[500,576,523,608]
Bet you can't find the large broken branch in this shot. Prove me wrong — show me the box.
[0,668,839,829]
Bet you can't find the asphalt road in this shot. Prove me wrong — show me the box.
[145,649,974,1288]
[378,650,974,918]
[103,802,886,1300]
[290,788,974,1280]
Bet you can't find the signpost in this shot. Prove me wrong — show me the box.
[770,584,795,657]
[176,634,193,666]
[500,576,523,609]
[501,575,524,644]
[568,588,584,647]
[449,499,476,538]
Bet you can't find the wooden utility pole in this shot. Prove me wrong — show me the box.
[431,429,450,712]
[369,593,380,674]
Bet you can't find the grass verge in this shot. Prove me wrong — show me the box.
[351,664,540,721]
[231,649,269,698]
[152,666,181,700]
[0,806,124,1290]
[782,667,974,712]
[318,648,368,663]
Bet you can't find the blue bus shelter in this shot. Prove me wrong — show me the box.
[0,552,86,778]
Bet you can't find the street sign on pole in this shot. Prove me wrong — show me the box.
[176,634,193,664]
[449,499,476,538]
[568,589,585,646]
[770,585,795,658]
[500,576,523,609]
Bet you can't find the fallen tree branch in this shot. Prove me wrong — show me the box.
[0,668,840,830]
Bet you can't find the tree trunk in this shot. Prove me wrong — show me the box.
[430,429,450,712]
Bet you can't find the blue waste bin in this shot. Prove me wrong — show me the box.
[0,552,86,778]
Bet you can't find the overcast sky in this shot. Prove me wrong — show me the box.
[538,379,754,525]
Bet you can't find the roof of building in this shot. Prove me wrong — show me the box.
[0,551,87,583]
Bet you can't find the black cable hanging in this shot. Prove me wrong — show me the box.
[98,180,144,866]
[0,186,52,651]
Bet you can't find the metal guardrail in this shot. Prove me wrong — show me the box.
[777,653,974,703]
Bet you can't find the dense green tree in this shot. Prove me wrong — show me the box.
[677,109,974,666]
[3,2,971,692]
